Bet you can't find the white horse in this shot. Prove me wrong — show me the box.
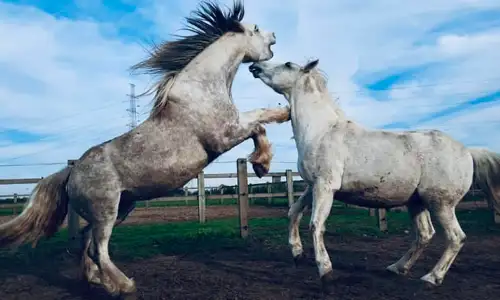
[248,59,500,292]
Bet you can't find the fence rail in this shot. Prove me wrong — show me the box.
[1,158,498,244]
[0,171,300,186]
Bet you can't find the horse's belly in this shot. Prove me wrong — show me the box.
[120,145,210,199]
[335,191,409,208]
[337,179,417,208]
[129,159,206,197]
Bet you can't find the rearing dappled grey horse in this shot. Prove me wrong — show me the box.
[249,58,500,292]
[0,1,290,297]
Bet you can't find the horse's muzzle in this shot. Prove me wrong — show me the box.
[249,64,263,78]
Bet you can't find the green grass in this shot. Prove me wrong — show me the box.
[0,208,15,216]
[1,206,498,270]
[1,193,484,217]
[133,197,289,208]
[0,198,290,217]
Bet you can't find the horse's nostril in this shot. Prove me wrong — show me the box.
[249,64,262,73]
[249,64,263,78]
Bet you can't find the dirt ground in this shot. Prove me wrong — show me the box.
[1,206,499,300]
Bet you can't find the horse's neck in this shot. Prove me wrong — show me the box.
[290,90,346,146]
[175,34,245,107]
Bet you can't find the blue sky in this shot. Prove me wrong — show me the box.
[1,0,500,194]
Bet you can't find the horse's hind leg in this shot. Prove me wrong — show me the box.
[80,224,102,285]
[86,193,136,296]
[90,218,136,296]
[420,203,466,286]
[386,201,435,275]
[288,185,312,266]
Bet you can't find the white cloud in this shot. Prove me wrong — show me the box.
[290,0,500,124]
[437,31,500,55]
[1,0,500,195]
[0,2,151,194]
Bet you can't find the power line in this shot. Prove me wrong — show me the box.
[2,100,499,164]
[0,160,297,168]
[0,162,66,167]
[1,80,498,165]
[4,76,499,124]
[1,113,499,166]
[0,77,494,140]
[126,83,139,130]
[0,123,127,164]
[0,101,127,135]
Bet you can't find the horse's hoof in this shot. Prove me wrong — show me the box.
[118,292,137,300]
[385,263,407,276]
[420,273,441,288]
[252,163,268,178]
[320,271,334,295]
[293,252,307,268]
[119,278,137,296]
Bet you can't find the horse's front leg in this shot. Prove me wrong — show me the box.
[289,185,312,266]
[310,177,337,294]
[215,106,290,177]
[240,106,291,125]
[240,106,290,177]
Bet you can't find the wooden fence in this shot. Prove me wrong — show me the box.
[0,158,498,243]
[0,159,305,242]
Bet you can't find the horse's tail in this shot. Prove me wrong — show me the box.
[469,148,500,221]
[0,166,72,248]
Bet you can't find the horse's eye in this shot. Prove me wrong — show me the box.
[285,62,292,68]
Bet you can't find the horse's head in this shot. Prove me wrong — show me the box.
[249,59,320,96]
[239,22,276,63]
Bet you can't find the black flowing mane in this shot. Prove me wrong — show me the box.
[131,0,245,119]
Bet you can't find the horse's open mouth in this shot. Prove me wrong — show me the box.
[268,41,275,57]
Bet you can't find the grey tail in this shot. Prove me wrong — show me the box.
[469,148,500,222]
[0,166,72,248]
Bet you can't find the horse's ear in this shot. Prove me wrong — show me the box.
[303,59,319,73]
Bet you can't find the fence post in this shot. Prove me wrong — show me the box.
[286,169,294,207]
[376,208,388,232]
[494,210,500,224]
[184,187,189,205]
[197,171,206,224]
[237,158,249,239]
[267,182,272,204]
[67,160,80,246]
[12,193,18,215]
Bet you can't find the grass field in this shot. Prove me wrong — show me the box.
[0,193,488,217]
[1,205,497,265]
[0,197,292,217]
[1,205,499,300]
